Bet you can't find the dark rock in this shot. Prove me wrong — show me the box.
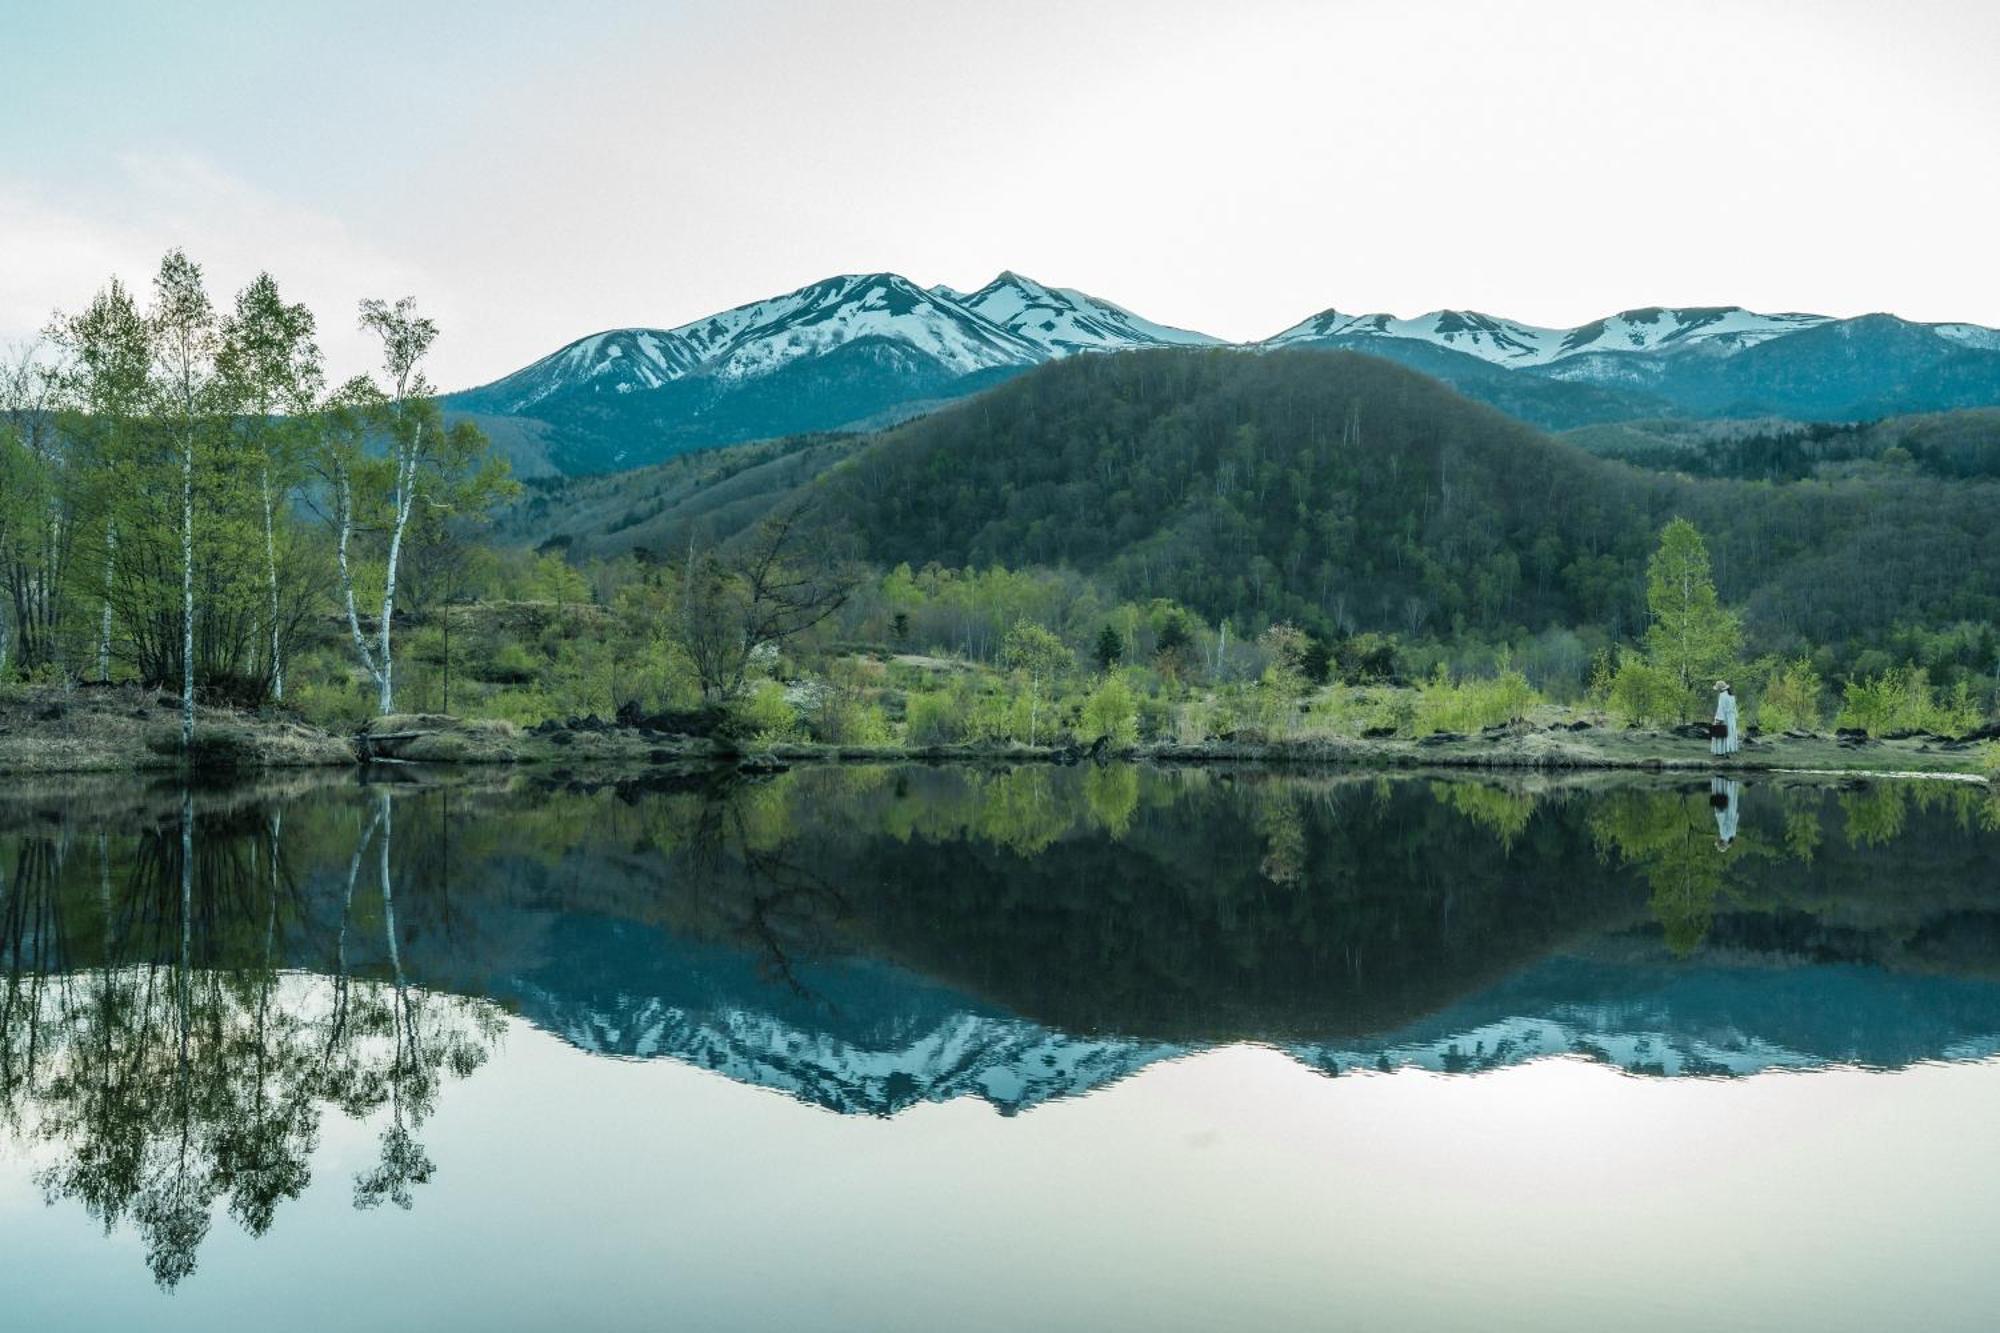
[1361,726,1397,739]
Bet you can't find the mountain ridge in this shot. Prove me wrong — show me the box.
[444,271,2000,475]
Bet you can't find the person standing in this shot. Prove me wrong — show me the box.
[1712,680,1741,757]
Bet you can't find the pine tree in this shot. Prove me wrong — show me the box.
[1093,624,1123,672]
[1642,517,1741,716]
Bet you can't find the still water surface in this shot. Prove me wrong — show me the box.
[2,765,1997,1330]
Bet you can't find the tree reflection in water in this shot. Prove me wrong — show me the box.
[0,789,501,1288]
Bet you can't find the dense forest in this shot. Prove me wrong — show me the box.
[513,348,2000,664]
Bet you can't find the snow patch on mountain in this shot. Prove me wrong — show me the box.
[957,271,1223,356]
[521,987,1182,1117]
[1266,304,1840,368]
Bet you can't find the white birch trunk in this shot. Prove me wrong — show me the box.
[180,425,194,750]
[335,466,384,693]
[375,427,421,716]
[263,465,282,700]
[98,520,115,684]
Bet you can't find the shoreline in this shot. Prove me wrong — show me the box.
[1,688,1987,783]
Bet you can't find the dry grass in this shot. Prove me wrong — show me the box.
[0,684,352,775]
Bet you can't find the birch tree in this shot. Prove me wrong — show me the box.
[148,251,222,749]
[218,274,323,701]
[0,346,64,676]
[48,280,152,682]
[321,299,511,716]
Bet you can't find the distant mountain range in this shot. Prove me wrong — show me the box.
[443,271,2000,475]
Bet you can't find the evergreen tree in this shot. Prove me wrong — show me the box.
[1093,624,1123,672]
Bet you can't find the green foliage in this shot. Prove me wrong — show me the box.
[1600,650,1683,728]
[1079,673,1140,745]
[1410,665,1541,737]
[904,690,962,745]
[1755,657,1825,733]
[1641,518,1741,715]
[1836,666,1982,737]
[1336,632,1400,684]
[1093,624,1124,672]
[732,679,800,743]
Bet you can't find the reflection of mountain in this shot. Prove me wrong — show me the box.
[488,917,2000,1110]
[1292,955,2000,1080]
[493,915,1179,1116]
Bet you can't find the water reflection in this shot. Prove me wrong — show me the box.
[1,765,1997,1286]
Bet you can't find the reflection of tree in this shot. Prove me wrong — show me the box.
[1082,765,1140,839]
[1589,787,1772,955]
[1253,787,1306,887]
[1430,781,1537,851]
[0,792,501,1289]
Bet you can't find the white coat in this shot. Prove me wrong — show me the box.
[1712,690,1741,757]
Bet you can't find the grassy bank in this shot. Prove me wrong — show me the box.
[4,684,1991,781]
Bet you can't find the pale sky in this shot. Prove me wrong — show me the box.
[4,0,1997,389]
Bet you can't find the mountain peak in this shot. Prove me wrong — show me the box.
[956,271,1222,356]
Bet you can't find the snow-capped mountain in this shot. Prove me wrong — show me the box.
[457,273,1042,418]
[445,269,1209,472]
[444,270,2000,474]
[954,271,1223,357]
[1265,304,1835,368]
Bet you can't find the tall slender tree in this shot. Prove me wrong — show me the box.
[48,279,153,682]
[322,299,510,716]
[147,252,222,749]
[219,274,323,702]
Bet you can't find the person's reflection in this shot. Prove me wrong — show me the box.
[1710,777,1741,852]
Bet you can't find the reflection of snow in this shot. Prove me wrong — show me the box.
[522,987,1182,1117]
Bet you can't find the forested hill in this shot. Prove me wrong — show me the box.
[507,347,2000,652]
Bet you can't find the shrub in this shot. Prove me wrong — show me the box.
[904,690,963,745]
[1601,652,1683,727]
[1756,657,1825,732]
[731,680,800,743]
[1411,665,1542,736]
[1337,632,1400,683]
[1080,674,1140,745]
[1837,666,1981,737]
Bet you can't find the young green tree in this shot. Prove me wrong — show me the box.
[1002,619,1073,745]
[1641,517,1740,717]
[218,274,323,701]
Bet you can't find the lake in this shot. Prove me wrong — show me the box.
[2,764,1998,1331]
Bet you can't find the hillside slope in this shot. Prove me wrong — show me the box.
[509,347,2000,648]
